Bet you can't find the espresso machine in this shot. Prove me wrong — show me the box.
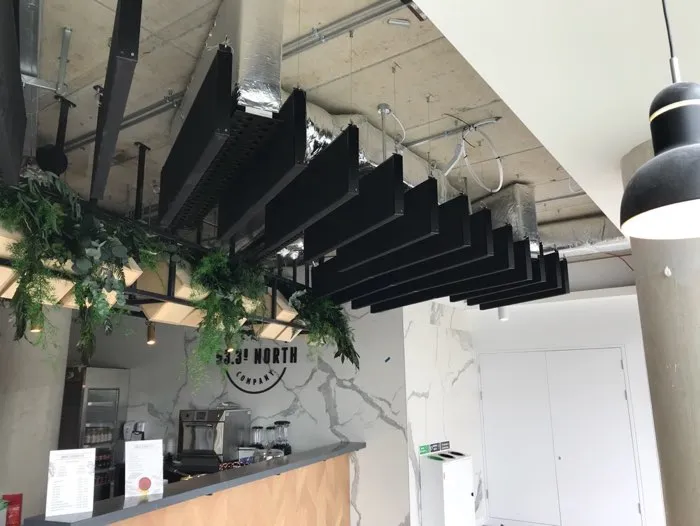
[176,407,251,473]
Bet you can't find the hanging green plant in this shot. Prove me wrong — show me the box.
[0,167,361,371]
[0,167,166,362]
[189,251,267,381]
[290,290,359,369]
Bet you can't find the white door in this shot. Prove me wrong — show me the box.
[480,352,561,525]
[546,348,641,526]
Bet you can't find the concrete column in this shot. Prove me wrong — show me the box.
[0,307,72,518]
[631,237,700,525]
[623,142,700,524]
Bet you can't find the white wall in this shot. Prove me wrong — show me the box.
[72,307,410,526]
[0,307,72,518]
[403,301,485,526]
[465,292,665,526]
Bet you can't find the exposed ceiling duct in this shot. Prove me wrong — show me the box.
[472,183,539,243]
[172,0,284,140]
[167,0,446,242]
[539,215,627,258]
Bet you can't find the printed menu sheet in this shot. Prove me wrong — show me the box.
[125,440,164,498]
[45,448,95,519]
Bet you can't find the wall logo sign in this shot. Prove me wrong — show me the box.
[216,346,299,394]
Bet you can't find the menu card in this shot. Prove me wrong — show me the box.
[45,449,95,519]
[125,440,163,498]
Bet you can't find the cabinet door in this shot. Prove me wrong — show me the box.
[546,349,641,526]
[480,352,561,525]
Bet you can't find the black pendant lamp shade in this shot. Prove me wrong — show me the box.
[620,82,700,239]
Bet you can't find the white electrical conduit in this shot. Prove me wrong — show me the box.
[443,140,465,177]
[462,126,504,193]
[390,112,406,145]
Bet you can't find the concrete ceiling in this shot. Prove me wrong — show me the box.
[413,0,699,231]
[35,0,603,232]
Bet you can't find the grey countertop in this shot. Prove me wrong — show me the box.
[26,441,365,526]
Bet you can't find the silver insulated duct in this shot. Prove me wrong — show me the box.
[473,183,540,243]
[171,0,283,138]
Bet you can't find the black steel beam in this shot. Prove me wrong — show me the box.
[0,0,26,185]
[329,214,497,305]
[159,46,232,228]
[134,142,150,220]
[90,0,141,200]
[468,252,562,306]
[333,178,439,272]
[303,154,405,262]
[253,125,360,258]
[450,254,544,302]
[217,89,307,241]
[312,196,476,297]
[350,228,518,309]
[479,259,569,310]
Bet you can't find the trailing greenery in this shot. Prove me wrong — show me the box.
[290,290,359,369]
[0,168,166,362]
[190,251,267,380]
[0,167,361,370]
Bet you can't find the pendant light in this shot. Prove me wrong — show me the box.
[620,0,700,239]
[146,321,156,345]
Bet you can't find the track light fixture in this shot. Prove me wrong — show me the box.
[146,321,156,345]
[620,0,700,239]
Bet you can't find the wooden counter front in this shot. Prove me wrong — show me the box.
[114,454,350,526]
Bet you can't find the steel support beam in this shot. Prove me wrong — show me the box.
[0,0,26,184]
[134,142,150,220]
[90,0,141,200]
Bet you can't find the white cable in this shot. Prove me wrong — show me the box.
[462,126,504,193]
[390,111,406,144]
[443,140,464,178]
